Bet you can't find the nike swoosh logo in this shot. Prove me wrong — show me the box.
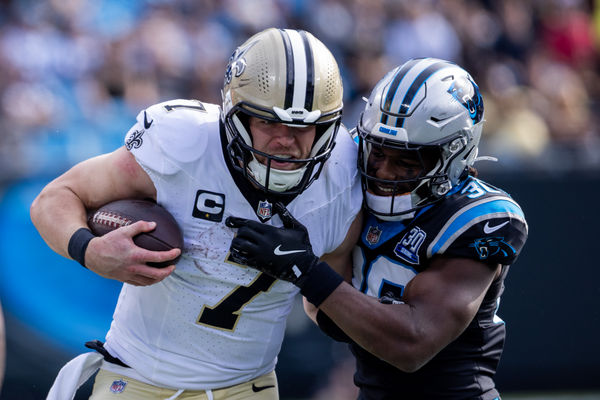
[429,113,462,128]
[274,245,306,256]
[483,220,509,234]
[143,111,153,129]
[252,383,275,393]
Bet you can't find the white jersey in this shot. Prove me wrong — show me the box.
[103,99,362,390]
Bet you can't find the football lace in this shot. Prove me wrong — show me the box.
[92,211,133,228]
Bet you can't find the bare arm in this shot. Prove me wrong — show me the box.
[30,146,180,285]
[318,257,501,372]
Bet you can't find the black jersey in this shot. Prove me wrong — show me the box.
[350,176,528,400]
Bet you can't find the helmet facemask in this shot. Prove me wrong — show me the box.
[224,106,340,195]
[357,125,447,220]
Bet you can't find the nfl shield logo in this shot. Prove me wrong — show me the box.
[256,200,272,219]
[110,379,127,394]
[366,226,382,245]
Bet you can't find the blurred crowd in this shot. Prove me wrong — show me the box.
[0,0,599,183]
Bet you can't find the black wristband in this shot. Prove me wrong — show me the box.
[299,261,344,307]
[67,227,95,268]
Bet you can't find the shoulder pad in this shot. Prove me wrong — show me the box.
[324,124,360,181]
[427,179,528,265]
[124,100,220,174]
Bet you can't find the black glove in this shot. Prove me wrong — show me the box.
[226,202,344,307]
[226,202,319,287]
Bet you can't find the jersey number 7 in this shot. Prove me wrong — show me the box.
[197,273,276,331]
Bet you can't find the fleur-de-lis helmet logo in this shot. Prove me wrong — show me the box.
[224,40,257,85]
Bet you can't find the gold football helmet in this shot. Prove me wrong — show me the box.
[222,28,343,195]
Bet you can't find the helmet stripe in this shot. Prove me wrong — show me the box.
[286,30,309,110]
[381,58,421,125]
[299,30,315,111]
[279,29,295,109]
[396,61,451,127]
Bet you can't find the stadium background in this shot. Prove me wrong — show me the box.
[0,0,599,399]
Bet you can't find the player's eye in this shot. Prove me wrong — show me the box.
[371,148,385,159]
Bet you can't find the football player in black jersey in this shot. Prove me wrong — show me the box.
[228,58,528,399]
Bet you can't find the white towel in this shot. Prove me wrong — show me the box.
[46,352,103,400]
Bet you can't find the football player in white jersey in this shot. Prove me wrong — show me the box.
[30,28,362,400]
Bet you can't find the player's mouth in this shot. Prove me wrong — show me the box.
[371,184,395,196]
[270,154,301,170]
[369,182,411,197]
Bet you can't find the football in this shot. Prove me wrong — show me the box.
[88,199,184,268]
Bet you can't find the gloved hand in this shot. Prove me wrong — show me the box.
[226,202,319,288]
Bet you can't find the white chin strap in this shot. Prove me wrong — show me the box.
[232,113,307,192]
[231,113,336,193]
[247,157,306,192]
[365,191,415,221]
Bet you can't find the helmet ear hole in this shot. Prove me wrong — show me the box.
[416,147,441,176]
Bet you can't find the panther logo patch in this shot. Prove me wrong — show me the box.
[470,237,515,260]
